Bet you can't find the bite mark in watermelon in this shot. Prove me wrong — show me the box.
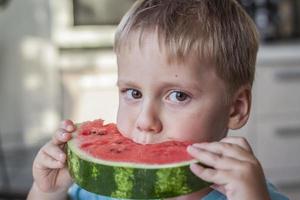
[67,119,211,199]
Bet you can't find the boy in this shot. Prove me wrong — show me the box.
[27,0,289,199]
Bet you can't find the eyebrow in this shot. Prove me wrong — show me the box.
[116,80,139,88]
[117,79,202,93]
[160,81,202,92]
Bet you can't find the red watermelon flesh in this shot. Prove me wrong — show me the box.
[76,119,194,165]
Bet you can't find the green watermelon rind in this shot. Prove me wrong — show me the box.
[67,128,211,199]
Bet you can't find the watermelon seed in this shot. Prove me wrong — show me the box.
[97,130,107,135]
[123,147,129,151]
[109,148,117,152]
[90,130,107,135]
[109,148,123,153]
[81,130,90,135]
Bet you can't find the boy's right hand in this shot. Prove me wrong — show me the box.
[32,120,75,194]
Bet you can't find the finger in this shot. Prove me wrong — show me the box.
[191,142,253,163]
[59,119,76,132]
[187,145,244,170]
[43,142,66,163]
[52,129,72,145]
[220,137,253,153]
[35,149,65,169]
[56,167,73,188]
[190,163,229,185]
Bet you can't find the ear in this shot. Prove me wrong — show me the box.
[227,85,252,130]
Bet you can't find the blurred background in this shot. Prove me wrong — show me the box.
[0,0,299,199]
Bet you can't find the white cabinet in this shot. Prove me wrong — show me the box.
[256,116,300,169]
[252,44,300,197]
[255,66,300,116]
[230,44,300,198]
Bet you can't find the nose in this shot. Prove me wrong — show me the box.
[136,101,162,134]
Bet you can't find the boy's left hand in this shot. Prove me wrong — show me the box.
[187,136,271,200]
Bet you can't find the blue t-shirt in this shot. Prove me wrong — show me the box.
[68,182,289,200]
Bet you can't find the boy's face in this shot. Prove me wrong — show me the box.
[116,33,231,144]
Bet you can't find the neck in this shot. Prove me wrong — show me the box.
[166,187,213,200]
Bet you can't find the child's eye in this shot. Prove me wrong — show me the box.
[122,88,142,99]
[167,91,190,103]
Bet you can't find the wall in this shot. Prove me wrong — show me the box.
[0,0,60,149]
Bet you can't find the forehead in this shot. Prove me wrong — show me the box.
[117,30,212,70]
[116,32,222,88]
[117,28,214,65]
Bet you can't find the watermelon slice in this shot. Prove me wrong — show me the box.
[67,119,210,199]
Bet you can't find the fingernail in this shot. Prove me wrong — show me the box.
[61,132,66,138]
[67,125,73,132]
[187,145,195,153]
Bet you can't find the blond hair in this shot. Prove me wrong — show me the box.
[114,0,259,93]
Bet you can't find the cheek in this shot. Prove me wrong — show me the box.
[193,108,229,142]
[116,102,136,137]
[164,106,229,143]
[116,108,129,136]
[167,117,214,143]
